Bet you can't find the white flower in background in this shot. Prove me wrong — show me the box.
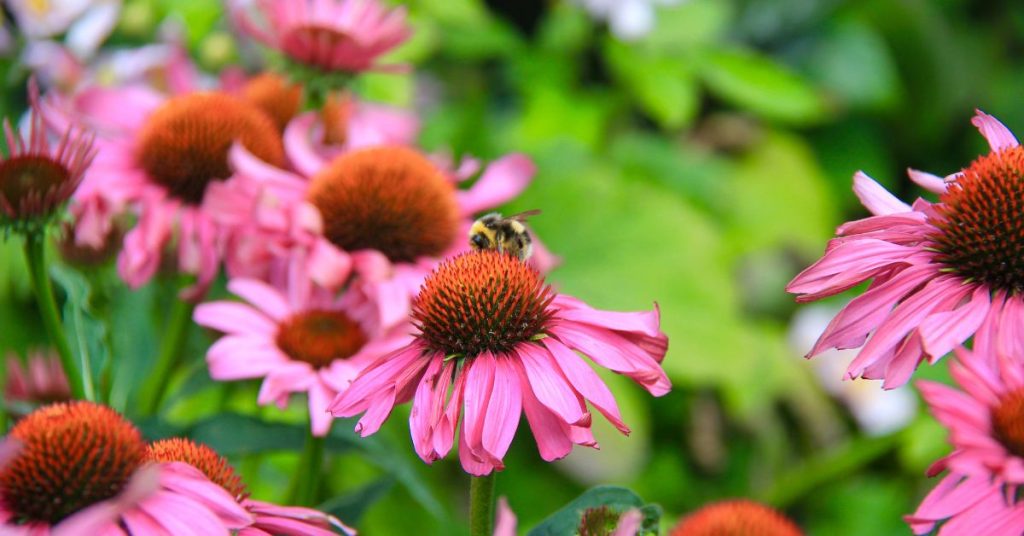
[788,305,918,436]
[6,0,121,58]
[574,0,683,41]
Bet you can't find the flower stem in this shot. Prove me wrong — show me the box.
[469,473,497,536]
[288,427,325,506]
[23,233,88,400]
[135,289,193,416]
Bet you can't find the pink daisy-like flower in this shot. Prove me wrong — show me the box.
[906,473,1024,535]
[329,251,670,476]
[230,0,410,75]
[0,401,252,535]
[219,143,552,330]
[0,84,95,228]
[46,83,286,296]
[147,437,355,536]
[787,110,1024,387]
[194,277,411,436]
[4,350,70,416]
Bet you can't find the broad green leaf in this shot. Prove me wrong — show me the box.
[50,263,105,401]
[698,48,829,124]
[803,18,902,112]
[644,0,734,51]
[318,478,395,525]
[603,39,699,130]
[527,486,661,536]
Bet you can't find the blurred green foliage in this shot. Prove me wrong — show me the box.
[2,0,1024,534]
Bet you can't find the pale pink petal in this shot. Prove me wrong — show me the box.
[907,168,948,194]
[493,497,517,536]
[972,110,1019,151]
[227,278,292,321]
[194,302,277,336]
[456,154,536,215]
[853,171,911,215]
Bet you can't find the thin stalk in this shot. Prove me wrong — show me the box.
[288,427,325,506]
[469,473,497,536]
[23,233,87,400]
[135,290,193,416]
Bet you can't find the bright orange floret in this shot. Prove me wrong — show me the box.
[135,92,285,205]
[275,310,367,368]
[412,250,555,357]
[670,500,804,536]
[992,387,1024,459]
[0,401,146,524]
[241,73,303,131]
[307,146,459,263]
[931,145,1024,292]
[147,438,247,499]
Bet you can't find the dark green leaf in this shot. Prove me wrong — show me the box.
[318,477,395,525]
[527,486,661,536]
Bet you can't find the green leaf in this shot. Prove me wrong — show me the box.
[527,486,661,536]
[189,413,306,455]
[49,263,105,401]
[318,478,395,525]
[603,39,699,130]
[698,48,829,124]
[644,0,734,51]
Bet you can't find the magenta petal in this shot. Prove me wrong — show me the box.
[972,110,1019,151]
[513,359,573,461]
[410,356,445,462]
[542,337,629,434]
[461,355,496,464]
[456,153,536,215]
[481,356,522,462]
[919,286,990,361]
[517,344,587,426]
[328,344,424,416]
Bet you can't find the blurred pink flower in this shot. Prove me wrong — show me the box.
[906,473,1024,535]
[0,401,252,535]
[0,86,95,225]
[329,251,669,476]
[218,143,552,330]
[147,437,355,536]
[787,111,1024,388]
[43,84,285,297]
[194,277,411,436]
[4,350,71,413]
[7,0,120,58]
[230,0,410,74]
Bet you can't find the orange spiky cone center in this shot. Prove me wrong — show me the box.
[307,146,459,263]
[275,309,368,368]
[0,401,146,524]
[412,251,555,357]
[147,438,247,499]
[241,73,302,131]
[931,146,1024,292]
[135,92,285,205]
[992,387,1024,458]
[670,500,804,536]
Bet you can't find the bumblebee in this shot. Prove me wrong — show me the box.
[468,210,541,261]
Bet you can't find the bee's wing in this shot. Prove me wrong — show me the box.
[507,209,542,222]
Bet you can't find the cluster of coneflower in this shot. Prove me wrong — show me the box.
[0,0,682,534]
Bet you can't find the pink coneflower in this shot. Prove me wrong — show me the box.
[0,89,95,229]
[147,437,355,536]
[220,143,548,330]
[230,0,410,75]
[329,251,669,476]
[669,500,803,536]
[787,111,1024,387]
[194,277,411,436]
[906,473,1024,535]
[0,401,252,534]
[50,84,286,296]
[4,350,70,416]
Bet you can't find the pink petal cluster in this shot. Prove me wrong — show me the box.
[241,498,355,536]
[230,0,411,74]
[787,111,1023,388]
[330,290,669,475]
[194,277,411,436]
[4,350,71,410]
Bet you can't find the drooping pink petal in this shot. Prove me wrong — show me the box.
[907,168,949,194]
[517,344,587,426]
[480,356,522,463]
[542,337,628,434]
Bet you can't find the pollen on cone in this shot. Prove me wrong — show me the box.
[147,438,248,499]
[307,146,459,262]
[135,92,285,205]
[412,250,555,357]
[275,309,367,368]
[0,401,146,524]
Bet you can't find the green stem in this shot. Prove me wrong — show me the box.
[23,233,88,400]
[469,473,497,536]
[135,291,193,416]
[288,427,325,506]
